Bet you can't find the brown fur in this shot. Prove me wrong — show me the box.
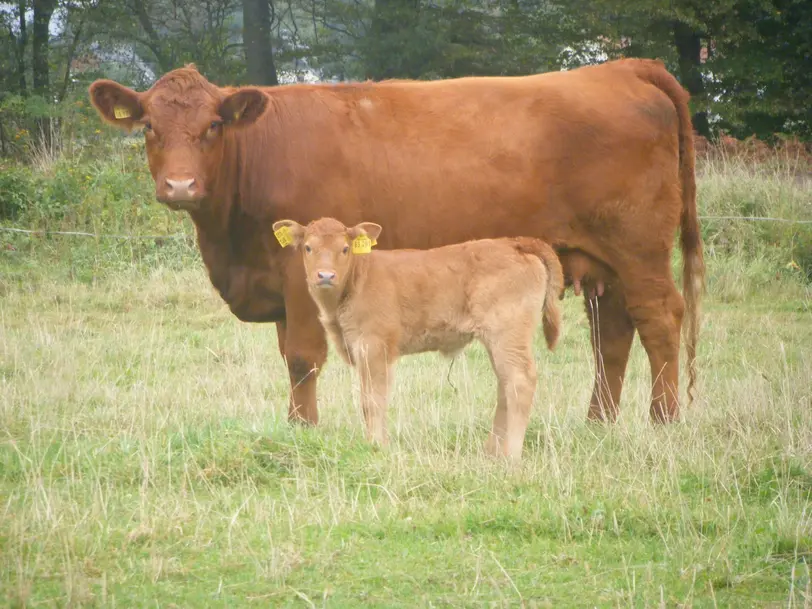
[274,217,563,459]
[88,58,704,425]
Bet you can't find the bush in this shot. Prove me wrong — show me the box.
[0,137,198,277]
[0,164,31,220]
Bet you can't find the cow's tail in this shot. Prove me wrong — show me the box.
[631,59,705,405]
[517,238,564,350]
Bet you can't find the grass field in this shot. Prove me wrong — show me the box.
[1,155,811,607]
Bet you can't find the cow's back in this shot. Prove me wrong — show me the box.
[236,60,682,261]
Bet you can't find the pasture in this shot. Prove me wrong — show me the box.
[1,148,811,606]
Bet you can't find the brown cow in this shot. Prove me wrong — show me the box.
[271,217,563,458]
[88,58,704,426]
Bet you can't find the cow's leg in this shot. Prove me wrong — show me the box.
[621,262,685,423]
[584,287,636,422]
[484,339,537,459]
[356,342,394,446]
[280,290,327,426]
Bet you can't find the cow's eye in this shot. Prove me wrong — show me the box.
[342,246,349,255]
[304,245,312,254]
[209,121,221,131]
[143,121,152,132]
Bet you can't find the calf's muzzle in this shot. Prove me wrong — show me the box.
[316,270,336,286]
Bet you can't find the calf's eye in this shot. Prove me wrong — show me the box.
[304,245,312,253]
[143,121,152,132]
[209,121,221,131]
[342,246,349,255]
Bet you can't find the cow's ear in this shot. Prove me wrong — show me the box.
[349,222,383,243]
[272,219,305,248]
[219,88,268,127]
[88,80,145,131]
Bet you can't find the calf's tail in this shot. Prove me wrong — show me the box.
[538,245,564,350]
[513,237,564,349]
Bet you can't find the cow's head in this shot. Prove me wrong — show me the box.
[89,66,268,211]
[272,217,382,293]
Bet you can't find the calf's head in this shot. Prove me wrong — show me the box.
[88,66,268,211]
[272,218,383,293]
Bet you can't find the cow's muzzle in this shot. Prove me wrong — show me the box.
[156,176,205,210]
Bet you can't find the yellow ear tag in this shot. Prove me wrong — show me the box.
[275,226,293,247]
[352,235,373,254]
[113,105,131,119]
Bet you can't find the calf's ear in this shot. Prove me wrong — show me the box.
[88,80,145,131]
[272,219,305,248]
[219,88,268,127]
[349,222,383,243]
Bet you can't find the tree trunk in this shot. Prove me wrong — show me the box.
[673,21,710,138]
[32,0,58,97]
[131,0,172,72]
[242,0,278,85]
[15,0,27,94]
[59,17,85,102]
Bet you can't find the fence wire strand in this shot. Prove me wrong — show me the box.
[0,226,191,240]
[699,215,812,224]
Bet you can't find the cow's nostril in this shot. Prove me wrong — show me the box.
[165,178,195,193]
[317,271,336,281]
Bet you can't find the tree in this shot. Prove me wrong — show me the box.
[8,0,28,94]
[710,0,812,140]
[555,0,810,140]
[242,0,278,85]
[365,0,426,80]
[32,0,58,96]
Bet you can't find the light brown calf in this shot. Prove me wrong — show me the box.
[272,217,564,459]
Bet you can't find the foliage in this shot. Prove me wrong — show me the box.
[1,0,810,151]
[709,0,812,140]
[552,0,811,140]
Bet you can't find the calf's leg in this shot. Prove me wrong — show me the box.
[484,339,537,460]
[584,287,636,422]
[356,341,395,446]
[484,380,507,456]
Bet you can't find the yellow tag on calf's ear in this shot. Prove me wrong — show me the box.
[352,235,373,254]
[113,105,131,119]
[275,226,293,247]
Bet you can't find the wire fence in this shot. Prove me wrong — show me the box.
[0,226,191,240]
[1,214,811,242]
[698,215,812,225]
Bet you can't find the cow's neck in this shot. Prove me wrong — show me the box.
[186,135,262,299]
[182,127,291,320]
[187,189,239,298]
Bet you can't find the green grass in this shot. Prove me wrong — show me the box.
[1,151,811,606]
[1,262,810,607]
